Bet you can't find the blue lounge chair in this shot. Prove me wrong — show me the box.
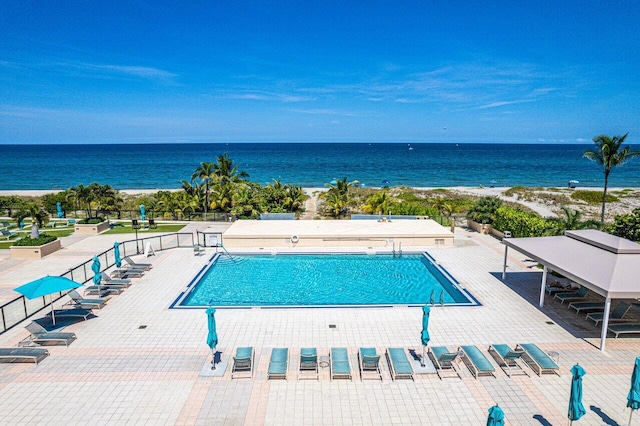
[298,347,318,380]
[268,348,288,380]
[46,308,92,321]
[0,229,17,240]
[232,346,254,379]
[568,301,605,314]
[24,322,76,347]
[516,343,560,376]
[586,302,634,326]
[488,344,529,377]
[428,346,460,379]
[554,286,588,304]
[330,347,352,380]
[385,347,414,381]
[458,345,496,379]
[608,323,640,338]
[358,347,382,381]
[0,347,49,364]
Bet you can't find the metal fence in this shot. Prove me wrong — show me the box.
[0,232,195,334]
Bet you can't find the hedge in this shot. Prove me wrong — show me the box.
[13,234,57,246]
[492,206,548,238]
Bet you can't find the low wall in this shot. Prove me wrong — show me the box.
[10,239,62,259]
[467,219,505,238]
[74,221,110,234]
[223,235,453,248]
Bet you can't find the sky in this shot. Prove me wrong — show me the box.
[1,1,639,144]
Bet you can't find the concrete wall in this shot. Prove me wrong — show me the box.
[74,221,110,234]
[11,239,62,259]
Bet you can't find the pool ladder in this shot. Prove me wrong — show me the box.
[392,242,403,258]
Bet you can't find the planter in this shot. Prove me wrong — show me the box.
[74,221,110,234]
[467,219,492,234]
[11,239,62,259]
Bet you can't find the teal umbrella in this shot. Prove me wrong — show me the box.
[140,204,146,221]
[91,256,101,286]
[15,276,82,324]
[627,357,640,424]
[206,307,219,369]
[568,364,587,423]
[487,404,505,426]
[56,201,64,218]
[113,242,122,268]
[420,305,430,367]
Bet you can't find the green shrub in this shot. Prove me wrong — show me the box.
[492,206,548,237]
[466,196,502,224]
[78,217,105,224]
[13,234,57,246]
[571,190,619,204]
[610,208,640,242]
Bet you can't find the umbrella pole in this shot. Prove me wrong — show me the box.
[211,347,216,370]
[630,409,633,425]
[50,294,56,325]
[421,345,426,367]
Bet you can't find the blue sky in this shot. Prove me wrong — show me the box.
[1,1,639,144]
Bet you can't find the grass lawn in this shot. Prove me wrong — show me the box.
[103,224,186,234]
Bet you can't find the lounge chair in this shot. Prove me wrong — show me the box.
[66,289,109,310]
[488,344,529,377]
[586,302,634,326]
[298,347,319,380]
[458,345,496,379]
[0,347,49,364]
[268,348,288,380]
[46,308,93,321]
[84,285,124,295]
[101,272,132,286]
[149,219,158,229]
[568,301,605,314]
[330,347,352,380]
[110,268,144,278]
[124,256,153,270]
[0,220,12,228]
[358,347,382,381]
[385,347,414,381]
[428,346,460,379]
[545,282,575,296]
[554,286,589,304]
[194,244,206,256]
[232,346,254,379]
[0,229,16,240]
[608,323,640,338]
[24,322,76,347]
[516,343,560,376]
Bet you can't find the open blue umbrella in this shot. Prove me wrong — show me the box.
[140,204,146,221]
[206,307,219,369]
[56,201,64,218]
[15,276,82,324]
[114,242,122,268]
[627,357,640,424]
[487,404,505,426]
[91,256,101,286]
[568,364,587,423]
[420,305,430,367]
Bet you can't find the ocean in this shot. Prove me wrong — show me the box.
[2,143,640,190]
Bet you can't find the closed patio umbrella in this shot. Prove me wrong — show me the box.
[15,276,82,325]
[568,363,587,424]
[487,404,505,426]
[421,305,430,367]
[56,201,64,218]
[627,357,640,425]
[91,256,101,292]
[206,307,219,369]
[140,204,146,221]
[113,242,122,268]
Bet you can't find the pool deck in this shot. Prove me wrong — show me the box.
[0,224,638,425]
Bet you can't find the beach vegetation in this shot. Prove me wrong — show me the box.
[66,183,118,220]
[570,190,619,205]
[0,196,27,217]
[12,233,57,247]
[12,203,50,228]
[583,133,640,222]
[466,196,502,224]
[609,208,640,242]
[361,191,394,215]
[41,191,72,218]
[492,206,548,238]
[319,177,358,218]
[542,206,602,236]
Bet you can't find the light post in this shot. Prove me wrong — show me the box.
[132,219,141,254]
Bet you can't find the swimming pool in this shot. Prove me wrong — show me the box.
[177,253,477,308]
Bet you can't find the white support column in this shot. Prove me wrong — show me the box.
[539,266,548,308]
[502,245,508,280]
[600,297,612,352]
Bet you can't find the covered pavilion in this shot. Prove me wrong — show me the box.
[501,229,640,351]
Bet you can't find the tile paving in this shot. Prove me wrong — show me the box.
[0,224,638,425]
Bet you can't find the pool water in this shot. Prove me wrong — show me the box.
[180,254,475,307]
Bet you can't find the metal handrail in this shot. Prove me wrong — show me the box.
[0,232,195,334]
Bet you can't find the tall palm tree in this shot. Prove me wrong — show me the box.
[583,133,640,222]
[212,153,250,185]
[191,162,215,215]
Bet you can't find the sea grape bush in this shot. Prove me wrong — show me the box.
[610,208,640,242]
[492,206,548,237]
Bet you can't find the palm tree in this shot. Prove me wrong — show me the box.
[212,153,250,185]
[583,133,640,222]
[361,191,394,215]
[191,162,215,215]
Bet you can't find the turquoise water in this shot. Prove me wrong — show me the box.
[181,254,474,307]
[2,143,639,190]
